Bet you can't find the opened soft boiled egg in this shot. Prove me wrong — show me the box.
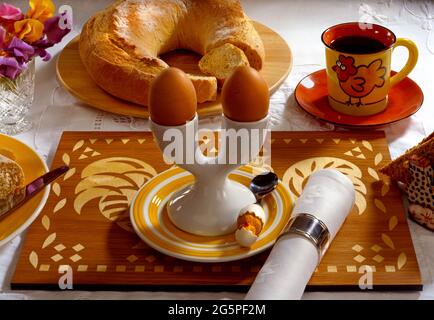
[235,203,266,248]
[222,66,269,122]
[148,67,197,126]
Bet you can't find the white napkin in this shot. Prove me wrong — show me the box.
[246,169,355,300]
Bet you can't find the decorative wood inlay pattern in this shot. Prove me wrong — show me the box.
[11,132,421,290]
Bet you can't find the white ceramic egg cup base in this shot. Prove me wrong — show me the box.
[151,115,269,236]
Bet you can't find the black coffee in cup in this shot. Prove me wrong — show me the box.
[330,35,388,54]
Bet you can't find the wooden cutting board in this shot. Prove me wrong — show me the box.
[11,131,422,291]
[56,22,293,119]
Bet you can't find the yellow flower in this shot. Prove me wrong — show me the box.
[14,18,44,43]
[27,0,55,23]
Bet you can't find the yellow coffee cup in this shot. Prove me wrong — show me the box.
[322,22,418,116]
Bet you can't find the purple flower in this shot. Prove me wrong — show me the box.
[1,26,35,64]
[7,37,35,63]
[32,46,50,61]
[0,3,23,22]
[46,12,71,43]
[32,14,72,61]
[0,56,24,79]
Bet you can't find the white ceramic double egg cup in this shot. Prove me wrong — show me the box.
[151,115,269,237]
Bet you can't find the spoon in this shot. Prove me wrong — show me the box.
[250,171,279,203]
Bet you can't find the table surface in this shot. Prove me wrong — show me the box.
[1,0,433,300]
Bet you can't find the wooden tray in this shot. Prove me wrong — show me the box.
[11,131,422,291]
[56,22,293,119]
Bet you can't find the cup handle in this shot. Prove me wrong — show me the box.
[390,38,418,87]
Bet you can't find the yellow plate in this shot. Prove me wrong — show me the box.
[56,21,293,119]
[0,134,49,247]
[130,166,293,262]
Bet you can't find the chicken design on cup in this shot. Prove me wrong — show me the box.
[322,22,418,116]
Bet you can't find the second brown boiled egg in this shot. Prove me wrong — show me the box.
[222,66,269,122]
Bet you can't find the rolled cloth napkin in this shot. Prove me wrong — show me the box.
[245,169,355,300]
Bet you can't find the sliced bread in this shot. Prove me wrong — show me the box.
[0,154,24,201]
[199,43,250,84]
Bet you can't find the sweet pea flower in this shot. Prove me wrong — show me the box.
[0,1,71,79]
[7,37,35,63]
[32,13,71,61]
[0,56,24,79]
[27,0,55,23]
[44,14,71,44]
[0,3,23,22]
[14,18,44,43]
[31,43,50,61]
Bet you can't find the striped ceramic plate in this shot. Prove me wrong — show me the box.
[0,134,49,247]
[130,166,293,262]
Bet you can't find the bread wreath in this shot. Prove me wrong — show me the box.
[79,0,265,106]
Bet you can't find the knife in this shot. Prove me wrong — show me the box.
[0,165,70,219]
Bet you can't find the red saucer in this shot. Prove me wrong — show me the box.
[294,69,424,128]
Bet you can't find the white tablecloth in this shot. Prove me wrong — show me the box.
[1,0,433,300]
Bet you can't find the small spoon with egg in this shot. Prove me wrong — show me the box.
[235,172,279,248]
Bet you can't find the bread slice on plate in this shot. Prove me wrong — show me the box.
[199,43,250,85]
[0,153,25,211]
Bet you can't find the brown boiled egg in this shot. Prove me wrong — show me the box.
[221,66,269,122]
[148,67,197,126]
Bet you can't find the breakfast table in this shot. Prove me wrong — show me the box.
[1,0,433,300]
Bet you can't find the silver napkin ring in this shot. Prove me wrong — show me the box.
[279,213,331,258]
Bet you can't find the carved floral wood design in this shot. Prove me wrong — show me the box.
[12,132,421,290]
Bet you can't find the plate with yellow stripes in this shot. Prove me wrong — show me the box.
[0,134,49,248]
[130,166,293,262]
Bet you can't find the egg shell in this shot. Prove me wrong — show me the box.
[148,67,197,126]
[235,227,259,248]
[221,66,269,122]
[239,203,266,224]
